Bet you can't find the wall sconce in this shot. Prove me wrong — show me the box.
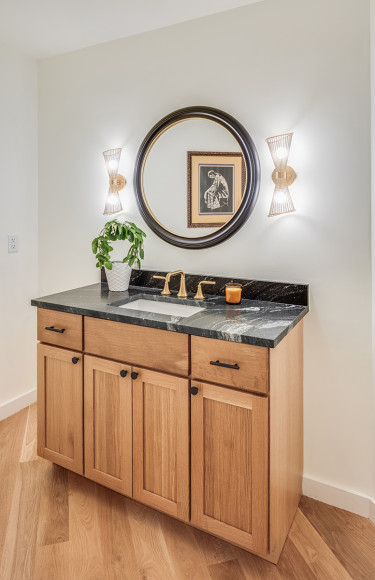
[266,133,296,217]
[102,148,126,215]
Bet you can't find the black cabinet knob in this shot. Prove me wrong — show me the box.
[72,357,79,364]
[120,370,127,378]
[190,386,199,395]
[131,371,138,380]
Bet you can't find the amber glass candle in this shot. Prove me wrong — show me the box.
[225,283,242,304]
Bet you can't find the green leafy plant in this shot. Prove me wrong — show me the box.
[91,219,146,270]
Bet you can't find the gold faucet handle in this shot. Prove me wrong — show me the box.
[153,275,171,296]
[194,281,216,300]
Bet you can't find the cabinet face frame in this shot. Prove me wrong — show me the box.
[37,343,83,474]
[84,355,133,496]
[191,381,269,555]
[132,367,190,521]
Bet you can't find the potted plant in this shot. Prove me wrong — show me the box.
[91,219,146,291]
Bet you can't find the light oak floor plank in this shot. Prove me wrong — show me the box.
[299,495,375,580]
[208,558,247,580]
[0,407,28,558]
[289,510,352,580]
[1,405,375,579]
[19,403,38,463]
[36,463,69,547]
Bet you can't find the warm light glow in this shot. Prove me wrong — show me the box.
[103,185,123,215]
[266,133,293,170]
[103,148,122,178]
[268,184,295,217]
[102,148,123,215]
[274,146,289,165]
[266,132,296,217]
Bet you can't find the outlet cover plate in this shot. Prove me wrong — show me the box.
[8,234,18,253]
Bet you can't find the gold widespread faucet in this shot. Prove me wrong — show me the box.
[194,280,216,300]
[153,270,188,298]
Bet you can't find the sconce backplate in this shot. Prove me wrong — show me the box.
[110,174,126,191]
[272,166,296,186]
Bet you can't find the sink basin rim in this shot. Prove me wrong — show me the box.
[111,297,204,318]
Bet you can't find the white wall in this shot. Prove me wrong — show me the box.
[38,0,374,498]
[0,43,38,416]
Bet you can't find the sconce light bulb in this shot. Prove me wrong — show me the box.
[103,148,122,178]
[275,147,289,164]
[268,184,295,217]
[266,133,293,170]
[107,159,118,172]
[103,187,123,215]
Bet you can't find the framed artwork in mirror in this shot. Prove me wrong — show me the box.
[187,151,245,228]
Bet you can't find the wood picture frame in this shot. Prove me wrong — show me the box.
[187,151,245,228]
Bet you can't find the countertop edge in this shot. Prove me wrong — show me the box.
[32,298,309,348]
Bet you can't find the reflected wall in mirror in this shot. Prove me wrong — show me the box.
[134,107,260,249]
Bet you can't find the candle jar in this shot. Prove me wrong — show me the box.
[225,283,242,304]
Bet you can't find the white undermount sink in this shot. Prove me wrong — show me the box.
[117,298,204,318]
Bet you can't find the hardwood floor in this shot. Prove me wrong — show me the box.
[1,404,375,580]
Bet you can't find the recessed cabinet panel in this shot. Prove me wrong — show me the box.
[203,397,253,533]
[133,367,189,521]
[191,382,268,555]
[84,356,132,496]
[37,343,83,474]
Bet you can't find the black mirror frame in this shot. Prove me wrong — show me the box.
[133,106,261,249]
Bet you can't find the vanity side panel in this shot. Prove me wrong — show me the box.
[84,317,189,376]
[269,322,303,563]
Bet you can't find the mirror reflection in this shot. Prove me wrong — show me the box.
[142,118,246,238]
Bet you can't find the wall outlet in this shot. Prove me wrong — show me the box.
[8,234,18,253]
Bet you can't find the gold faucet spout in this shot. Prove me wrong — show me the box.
[165,270,188,298]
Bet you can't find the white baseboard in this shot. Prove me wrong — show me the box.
[0,388,37,422]
[303,476,375,522]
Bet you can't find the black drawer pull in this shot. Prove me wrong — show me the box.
[190,386,199,396]
[120,370,127,378]
[131,371,138,380]
[210,360,240,370]
[72,357,79,364]
[45,326,65,334]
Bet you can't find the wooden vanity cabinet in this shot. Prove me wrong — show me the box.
[36,308,303,563]
[132,367,189,521]
[191,381,269,555]
[37,343,83,475]
[84,356,133,496]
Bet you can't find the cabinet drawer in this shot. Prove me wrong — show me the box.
[191,336,268,394]
[84,317,189,376]
[37,308,83,351]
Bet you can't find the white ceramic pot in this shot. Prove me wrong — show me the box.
[105,262,132,292]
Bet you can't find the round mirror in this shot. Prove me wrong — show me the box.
[134,106,260,249]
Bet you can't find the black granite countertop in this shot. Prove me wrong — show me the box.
[31,275,309,348]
